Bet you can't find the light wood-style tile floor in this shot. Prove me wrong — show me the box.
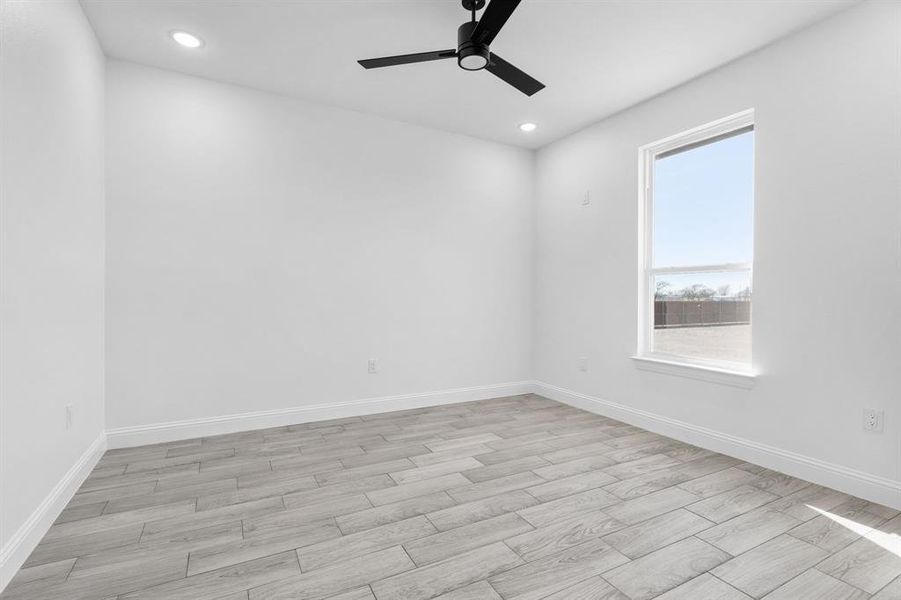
[3,394,899,600]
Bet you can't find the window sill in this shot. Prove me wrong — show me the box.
[630,355,757,389]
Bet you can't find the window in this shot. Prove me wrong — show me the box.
[637,111,755,376]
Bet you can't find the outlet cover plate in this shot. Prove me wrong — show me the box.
[863,408,884,433]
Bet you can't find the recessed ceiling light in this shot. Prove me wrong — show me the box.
[519,122,538,133]
[170,31,203,49]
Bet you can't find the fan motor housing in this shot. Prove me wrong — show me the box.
[457,21,489,71]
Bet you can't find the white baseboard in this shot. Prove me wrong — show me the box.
[0,432,107,592]
[106,381,534,449]
[534,381,901,511]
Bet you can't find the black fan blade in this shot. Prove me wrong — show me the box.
[486,53,545,96]
[358,49,456,69]
[470,0,521,46]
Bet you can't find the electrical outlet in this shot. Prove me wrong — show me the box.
[578,357,588,372]
[368,359,378,374]
[863,408,884,433]
[65,404,73,429]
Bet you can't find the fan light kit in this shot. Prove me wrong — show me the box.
[171,31,203,48]
[358,0,545,97]
[519,122,537,132]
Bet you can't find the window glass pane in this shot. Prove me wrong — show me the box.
[653,130,754,267]
[652,271,751,364]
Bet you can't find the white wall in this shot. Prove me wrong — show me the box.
[0,0,106,581]
[534,0,901,504]
[105,61,534,435]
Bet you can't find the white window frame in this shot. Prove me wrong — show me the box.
[634,109,757,386]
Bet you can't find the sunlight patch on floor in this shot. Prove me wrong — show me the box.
[812,505,901,557]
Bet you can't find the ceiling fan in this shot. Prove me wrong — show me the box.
[358,0,545,97]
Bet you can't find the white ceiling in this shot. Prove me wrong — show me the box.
[81,0,857,149]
